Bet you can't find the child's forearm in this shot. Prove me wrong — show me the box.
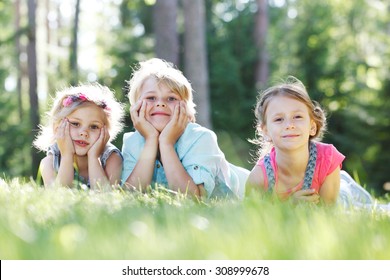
[159,143,200,197]
[56,155,76,187]
[124,138,158,191]
[319,168,341,205]
[104,153,123,187]
[88,156,110,190]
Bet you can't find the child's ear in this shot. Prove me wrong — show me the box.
[261,125,271,142]
[310,121,317,136]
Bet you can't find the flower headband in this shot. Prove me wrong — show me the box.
[62,93,110,110]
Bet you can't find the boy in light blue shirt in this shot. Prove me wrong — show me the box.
[121,58,248,199]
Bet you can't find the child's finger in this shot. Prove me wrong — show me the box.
[179,101,188,122]
[172,102,180,121]
[56,119,67,138]
[130,100,142,114]
[300,189,316,196]
[103,126,110,143]
[64,119,70,137]
[130,100,143,120]
[140,100,147,117]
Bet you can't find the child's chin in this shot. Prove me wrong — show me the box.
[153,123,168,133]
[75,150,88,157]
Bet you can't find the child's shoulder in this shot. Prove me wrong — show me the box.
[315,141,343,156]
[123,130,143,143]
[103,142,122,156]
[175,123,219,153]
[181,122,217,141]
[185,122,215,134]
[315,141,345,167]
[101,142,123,166]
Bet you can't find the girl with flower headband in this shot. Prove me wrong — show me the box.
[34,83,125,189]
[121,58,249,199]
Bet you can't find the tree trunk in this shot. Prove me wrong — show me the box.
[70,0,81,85]
[254,0,269,89]
[45,0,51,67]
[15,0,23,121]
[27,0,40,178]
[182,0,212,128]
[153,0,179,66]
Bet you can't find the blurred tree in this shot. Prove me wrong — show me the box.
[183,0,211,128]
[70,0,81,85]
[153,0,179,65]
[15,0,23,121]
[105,0,155,150]
[205,0,259,167]
[27,0,40,178]
[253,0,269,89]
[0,0,31,177]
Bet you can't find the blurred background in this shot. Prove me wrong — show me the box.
[0,0,389,196]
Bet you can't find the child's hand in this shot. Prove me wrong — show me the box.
[159,101,188,146]
[88,126,110,158]
[55,118,75,157]
[290,189,320,204]
[130,100,159,139]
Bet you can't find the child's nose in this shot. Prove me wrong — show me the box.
[285,119,295,129]
[79,128,89,137]
[156,99,167,107]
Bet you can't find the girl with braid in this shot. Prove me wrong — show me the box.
[246,77,379,208]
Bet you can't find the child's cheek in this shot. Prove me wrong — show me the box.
[144,100,153,110]
[68,127,75,139]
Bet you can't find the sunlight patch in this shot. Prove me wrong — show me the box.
[190,215,210,231]
[129,220,149,238]
[58,224,87,252]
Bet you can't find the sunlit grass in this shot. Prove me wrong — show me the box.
[0,178,389,260]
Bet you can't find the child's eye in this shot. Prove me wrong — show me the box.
[167,96,178,102]
[70,122,79,127]
[294,115,303,119]
[274,118,283,122]
[90,125,100,130]
[146,96,156,101]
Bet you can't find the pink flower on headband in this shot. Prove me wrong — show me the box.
[78,93,88,101]
[62,93,88,107]
[62,93,110,110]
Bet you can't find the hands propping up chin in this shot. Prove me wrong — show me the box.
[130,100,189,145]
[55,118,75,157]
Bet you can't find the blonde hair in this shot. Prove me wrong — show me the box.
[252,76,327,156]
[127,58,196,122]
[34,83,125,151]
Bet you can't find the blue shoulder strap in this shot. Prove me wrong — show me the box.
[264,141,317,193]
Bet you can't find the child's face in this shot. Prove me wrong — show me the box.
[67,103,107,156]
[139,77,182,132]
[263,95,316,150]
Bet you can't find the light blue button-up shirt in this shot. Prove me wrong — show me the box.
[121,123,248,199]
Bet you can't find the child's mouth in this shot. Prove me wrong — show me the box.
[74,140,89,147]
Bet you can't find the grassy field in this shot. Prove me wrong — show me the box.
[1,178,389,260]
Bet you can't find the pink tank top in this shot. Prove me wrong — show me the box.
[256,142,345,199]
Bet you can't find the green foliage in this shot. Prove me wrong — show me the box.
[0,0,32,178]
[206,1,259,168]
[1,180,389,259]
[102,0,156,148]
[0,92,31,177]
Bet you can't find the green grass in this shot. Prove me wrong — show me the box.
[1,178,389,260]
